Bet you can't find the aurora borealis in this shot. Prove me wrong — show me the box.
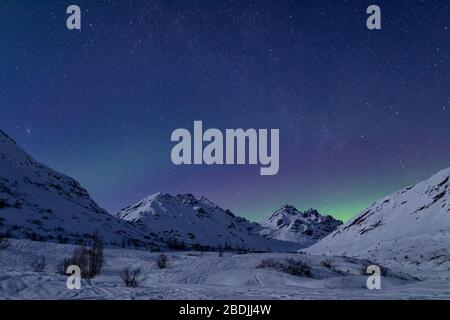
[1,0,449,222]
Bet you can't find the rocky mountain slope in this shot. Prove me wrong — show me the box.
[258,205,342,246]
[114,193,304,251]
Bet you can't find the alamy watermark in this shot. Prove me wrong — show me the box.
[66,265,81,290]
[65,4,381,31]
[366,265,381,290]
[66,5,81,30]
[367,5,381,30]
[171,121,279,175]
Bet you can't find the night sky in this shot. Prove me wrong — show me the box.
[1,0,449,222]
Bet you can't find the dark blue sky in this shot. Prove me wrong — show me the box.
[1,0,449,221]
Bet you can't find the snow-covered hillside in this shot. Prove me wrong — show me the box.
[0,129,158,248]
[114,193,303,251]
[258,205,342,246]
[307,167,450,277]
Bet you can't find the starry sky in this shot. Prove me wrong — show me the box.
[1,0,449,222]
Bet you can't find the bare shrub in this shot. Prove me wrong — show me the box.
[31,254,46,272]
[88,232,104,278]
[56,246,86,276]
[258,258,312,278]
[167,237,186,250]
[0,237,9,250]
[284,258,312,277]
[257,258,282,269]
[155,254,168,269]
[121,266,142,288]
[56,257,73,275]
[55,233,104,278]
[321,259,332,269]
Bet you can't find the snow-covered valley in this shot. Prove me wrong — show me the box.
[2,127,450,300]
[1,239,450,300]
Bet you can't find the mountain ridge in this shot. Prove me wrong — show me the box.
[114,192,305,251]
[4,127,412,254]
[0,129,159,248]
[258,204,342,246]
[306,167,450,278]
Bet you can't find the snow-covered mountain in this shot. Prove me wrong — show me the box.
[114,193,303,251]
[0,129,158,248]
[0,128,354,253]
[258,205,342,246]
[307,168,450,276]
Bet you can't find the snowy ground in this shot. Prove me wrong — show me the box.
[1,239,450,300]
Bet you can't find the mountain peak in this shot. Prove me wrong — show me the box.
[151,192,173,200]
[280,204,298,212]
[114,192,303,251]
[307,166,450,265]
[260,205,342,246]
[303,208,320,216]
[0,128,157,248]
[175,193,199,205]
[270,205,321,220]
